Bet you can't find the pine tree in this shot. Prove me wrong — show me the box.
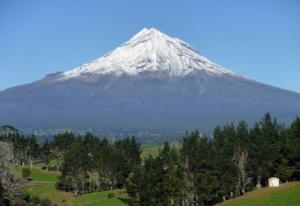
[52,132,75,171]
[41,140,52,171]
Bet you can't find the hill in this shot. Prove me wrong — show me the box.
[218,182,300,206]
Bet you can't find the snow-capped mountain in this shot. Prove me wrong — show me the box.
[58,28,235,80]
[0,28,299,141]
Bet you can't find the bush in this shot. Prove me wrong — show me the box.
[107,192,115,199]
[21,167,31,179]
[40,199,52,206]
[14,198,25,206]
[55,182,61,190]
[30,196,40,205]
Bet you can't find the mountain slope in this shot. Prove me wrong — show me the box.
[0,28,299,140]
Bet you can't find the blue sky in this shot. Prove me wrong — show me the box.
[1,0,300,92]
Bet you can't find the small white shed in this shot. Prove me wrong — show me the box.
[268,177,280,187]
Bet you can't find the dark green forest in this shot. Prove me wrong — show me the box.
[126,114,300,205]
[1,113,300,206]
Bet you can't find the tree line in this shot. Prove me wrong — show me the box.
[126,113,300,206]
[0,129,141,205]
[1,113,300,205]
[57,133,141,195]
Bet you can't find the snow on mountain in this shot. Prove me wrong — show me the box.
[59,28,237,80]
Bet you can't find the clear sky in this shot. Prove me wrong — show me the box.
[1,0,300,92]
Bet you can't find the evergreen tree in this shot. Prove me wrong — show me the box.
[41,140,52,171]
[286,117,300,181]
[126,142,180,206]
[234,121,249,192]
[27,135,39,168]
[52,132,75,171]
[59,138,89,194]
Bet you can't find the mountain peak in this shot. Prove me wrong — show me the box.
[59,28,237,80]
[134,27,162,35]
[129,27,172,40]
[125,27,189,49]
[132,27,166,38]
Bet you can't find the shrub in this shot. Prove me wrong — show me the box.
[14,198,25,206]
[107,192,115,199]
[29,196,40,205]
[40,199,52,206]
[21,167,31,179]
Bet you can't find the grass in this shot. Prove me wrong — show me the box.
[30,168,59,183]
[24,167,129,206]
[34,159,58,168]
[75,190,128,206]
[23,144,182,205]
[141,143,181,159]
[218,182,300,206]
[141,144,161,159]
[27,183,128,206]
[20,145,164,205]
[21,164,300,206]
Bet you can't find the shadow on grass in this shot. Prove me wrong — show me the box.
[118,197,139,206]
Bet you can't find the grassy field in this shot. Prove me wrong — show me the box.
[22,143,181,205]
[141,143,181,159]
[25,168,129,206]
[141,144,161,158]
[218,182,300,206]
[22,166,300,206]
[30,168,59,183]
